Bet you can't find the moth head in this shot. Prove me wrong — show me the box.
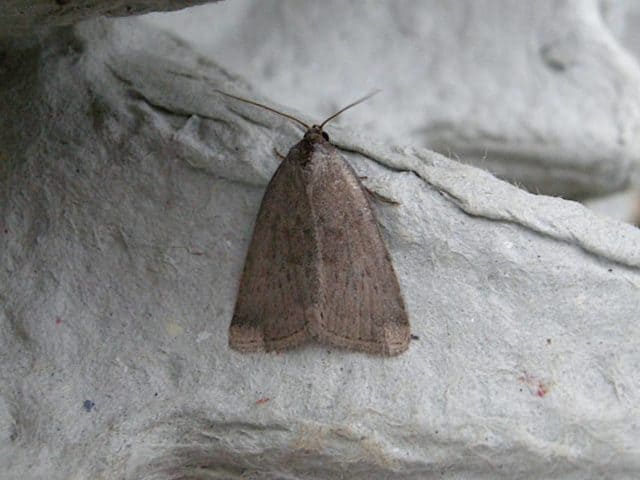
[307,125,330,142]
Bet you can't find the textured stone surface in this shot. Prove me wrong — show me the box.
[1,16,640,480]
[2,0,215,34]
[146,0,640,198]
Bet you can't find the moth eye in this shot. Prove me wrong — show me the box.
[322,131,329,141]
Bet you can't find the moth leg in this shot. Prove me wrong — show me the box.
[358,176,399,205]
[364,186,400,206]
[273,148,286,161]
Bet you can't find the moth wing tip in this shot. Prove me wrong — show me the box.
[311,321,411,356]
[228,323,265,352]
[381,321,411,356]
[264,329,310,352]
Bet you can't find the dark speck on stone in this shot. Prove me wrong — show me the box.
[83,400,95,412]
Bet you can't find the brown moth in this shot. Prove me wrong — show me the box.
[223,92,410,356]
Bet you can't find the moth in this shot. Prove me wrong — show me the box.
[223,92,410,355]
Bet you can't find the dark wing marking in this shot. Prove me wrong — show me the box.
[308,147,410,356]
[229,155,319,352]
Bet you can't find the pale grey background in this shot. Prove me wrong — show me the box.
[1,2,640,479]
[146,0,640,203]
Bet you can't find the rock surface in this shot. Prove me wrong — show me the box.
[146,0,640,198]
[1,15,640,480]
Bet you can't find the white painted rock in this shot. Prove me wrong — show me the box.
[1,17,639,480]
[146,0,640,198]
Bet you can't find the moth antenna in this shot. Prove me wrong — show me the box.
[320,90,381,128]
[216,90,309,129]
